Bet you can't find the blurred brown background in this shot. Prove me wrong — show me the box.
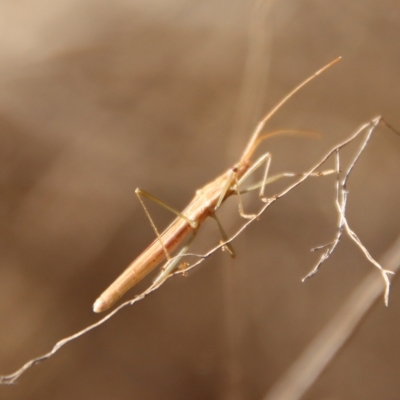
[1,1,400,399]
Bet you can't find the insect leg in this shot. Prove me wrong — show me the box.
[240,169,336,195]
[233,152,272,218]
[135,188,198,261]
[209,213,236,258]
[235,152,336,218]
[152,231,197,286]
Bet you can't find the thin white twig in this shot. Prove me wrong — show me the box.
[303,117,394,304]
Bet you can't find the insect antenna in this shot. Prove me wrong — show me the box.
[240,57,342,163]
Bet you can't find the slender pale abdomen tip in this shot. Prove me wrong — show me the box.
[93,297,107,313]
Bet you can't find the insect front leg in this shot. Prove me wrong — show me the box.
[234,152,272,218]
[240,170,336,195]
[236,153,336,212]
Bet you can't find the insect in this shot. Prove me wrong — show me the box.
[93,57,341,313]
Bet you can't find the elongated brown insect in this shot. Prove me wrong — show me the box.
[93,57,341,313]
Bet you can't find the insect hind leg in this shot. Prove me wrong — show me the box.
[135,188,197,262]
